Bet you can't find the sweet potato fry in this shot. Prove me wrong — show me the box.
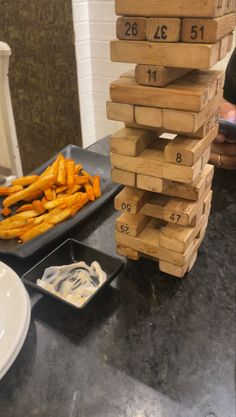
[51,158,59,177]
[3,173,56,208]
[66,159,75,189]
[0,185,23,196]
[12,175,39,187]
[93,176,101,198]
[0,210,39,224]
[20,222,53,243]
[1,207,12,217]
[57,154,66,185]
[84,183,95,201]
[0,218,34,230]
[44,192,81,211]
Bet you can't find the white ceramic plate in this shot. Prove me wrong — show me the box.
[0,261,31,380]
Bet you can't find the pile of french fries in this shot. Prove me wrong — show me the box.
[0,154,101,243]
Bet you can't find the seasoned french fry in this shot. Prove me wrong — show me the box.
[44,192,81,211]
[12,175,39,187]
[55,186,67,194]
[66,184,81,195]
[93,176,101,198]
[40,165,52,177]
[44,188,56,201]
[3,173,56,208]
[0,218,34,230]
[74,163,83,174]
[82,169,93,184]
[20,222,53,243]
[0,228,30,240]
[51,157,59,177]
[16,204,34,213]
[84,183,95,201]
[32,200,46,214]
[0,211,39,225]
[1,207,12,217]
[66,159,75,189]
[24,191,43,202]
[47,207,72,225]
[74,175,89,185]
[70,193,89,216]
[57,154,66,185]
[0,185,23,196]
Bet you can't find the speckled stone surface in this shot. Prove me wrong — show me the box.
[0,138,235,417]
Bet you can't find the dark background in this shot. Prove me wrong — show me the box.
[0,0,82,173]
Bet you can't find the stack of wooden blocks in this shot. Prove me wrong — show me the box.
[107,0,236,278]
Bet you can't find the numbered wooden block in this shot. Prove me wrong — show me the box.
[146,18,181,42]
[111,168,136,187]
[110,40,221,69]
[163,91,223,133]
[135,65,191,88]
[110,127,156,156]
[181,13,236,43]
[178,69,225,101]
[116,212,149,237]
[106,101,134,123]
[116,17,146,40]
[114,186,148,214]
[164,125,218,167]
[110,76,212,112]
[115,0,225,18]
[159,192,211,253]
[115,219,205,267]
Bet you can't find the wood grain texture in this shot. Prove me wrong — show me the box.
[135,65,191,87]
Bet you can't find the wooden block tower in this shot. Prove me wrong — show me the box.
[107,0,236,278]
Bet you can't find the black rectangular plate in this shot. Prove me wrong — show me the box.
[22,239,124,309]
[0,145,121,258]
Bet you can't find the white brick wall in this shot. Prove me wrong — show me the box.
[72,0,132,148]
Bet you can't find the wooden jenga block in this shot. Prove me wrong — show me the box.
[115,0,225,18]
[114,186,148,214]
[116,244,140,260]
[110,40,221,69]
[116,185,211,226]
[112,168,136,187]
[115,219,206,267]
[219,32,234,59]
[116,212,149,237]
[111,141,204,183]
[106,101,134,123]
[224,0,234,13]
[201,146,211,168]
[177,69,225,101]
[159,191,211,253]
[126,110,219,138]
[135,65,191,88]
[136,174,164,193]
[163,91,223,133]
[164,125,218,167]
[110,75,213,112]
[135,106,163,128]
[116,17,147,40]
[146,18,181,42]
[159,251,198,278]
[181,13,236,43]
[110,127,156,156]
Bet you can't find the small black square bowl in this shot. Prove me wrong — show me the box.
[22,239,124,309]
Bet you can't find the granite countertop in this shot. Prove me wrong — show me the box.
[0,138,235,417]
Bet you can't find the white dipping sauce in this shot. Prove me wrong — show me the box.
[36,261,107,307]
